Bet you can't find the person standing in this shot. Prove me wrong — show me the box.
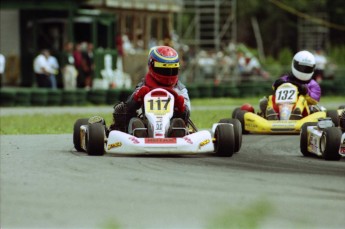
[73,42,88,88]
[0,53,5,87]
[33,49,53,88]
[48,53,59,89]
[61,42,78,89]
[82,42,94,89]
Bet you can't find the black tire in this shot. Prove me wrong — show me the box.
[86,123,105,156]
[320,127,342,161]
[218,118,242,153]
[338,105,345,109]
[73,118,89,152]
[214,124,235,157]
[131,118,148,138]
[235,110,249,134]
[326,110,340,127]
[232,107,241,119]
[300,122,317,157]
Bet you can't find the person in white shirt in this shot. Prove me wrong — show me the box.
[48,55,59,89]
[0,53,5,87]
[33,49,54,88]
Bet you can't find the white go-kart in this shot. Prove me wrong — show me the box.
[300,117,344,161]
[73,88,242,157]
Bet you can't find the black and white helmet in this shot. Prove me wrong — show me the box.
[291,50,316,82]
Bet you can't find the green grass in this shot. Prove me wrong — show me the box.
[206,200,273,229]
[0,96,344,135]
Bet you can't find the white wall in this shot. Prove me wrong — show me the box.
[0,10,20,56]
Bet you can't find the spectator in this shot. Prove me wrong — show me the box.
[33,49,53,88]
[73,42,88,88]
[61,42,78,89]
[82,42,94,89]
[313,49,328,82]
[0,53,5,87]
[48,53,59,89]
[237,51,269,80]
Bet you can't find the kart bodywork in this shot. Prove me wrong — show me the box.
[74,88,242,157]
[300,118,344,161]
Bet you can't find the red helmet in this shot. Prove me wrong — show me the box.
[241,103,255,113]
[148,46,180,86]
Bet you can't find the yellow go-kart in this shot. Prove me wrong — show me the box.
[232,83,339,134]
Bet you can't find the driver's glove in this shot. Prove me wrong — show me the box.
[296,84,308,95]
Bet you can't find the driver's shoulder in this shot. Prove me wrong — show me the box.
[175,81,187,90]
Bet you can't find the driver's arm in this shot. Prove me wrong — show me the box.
[305,81,321,105]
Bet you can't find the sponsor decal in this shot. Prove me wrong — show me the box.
[183,137,193,144]
[340,147,345,154]
[199,139,210,148]
[245,123,257,128]
[107,142,122,150]
[129,137,140,144]
[145,138,177,144]
[271,121,295,127]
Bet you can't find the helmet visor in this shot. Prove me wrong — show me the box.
[153,62,179,76]
[293,60,315,73]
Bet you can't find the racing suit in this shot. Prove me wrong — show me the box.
[262,73,321,119]
[110,73,191,132]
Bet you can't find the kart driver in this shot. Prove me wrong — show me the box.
[109,45,191,137]
[260,50,321,120]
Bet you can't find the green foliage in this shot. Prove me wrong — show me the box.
[263,56,284,78]
[329,45,345,65]
[278,47,293,66]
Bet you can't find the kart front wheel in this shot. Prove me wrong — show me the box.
[73,118,89,152]
[320,127,342,161]
[214,124,235,157]
[86,123,105,156]
[300,122,317,157]
[218,118,242,153]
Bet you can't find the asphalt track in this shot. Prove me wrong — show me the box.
[1,131,345,229]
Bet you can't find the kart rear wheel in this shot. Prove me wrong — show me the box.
[86,123,105,156]
[320,127,342,161]
[300,122,317,157]
[73,118,89,152]
[218,118,242,153]
[235,110,249,134]
[214,124,235,157]
[232,107,241,119]
[326,110,339,127]
[338,105,345,109]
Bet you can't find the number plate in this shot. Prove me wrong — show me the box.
[144,97,171,115]
[275,83,298,104]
